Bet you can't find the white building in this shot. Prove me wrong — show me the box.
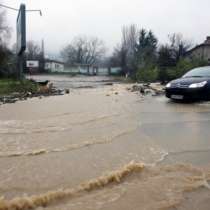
[45,59,64,72]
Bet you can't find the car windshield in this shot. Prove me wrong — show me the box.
[183,66,210,78]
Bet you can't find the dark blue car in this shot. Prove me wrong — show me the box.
[165,66,210,100]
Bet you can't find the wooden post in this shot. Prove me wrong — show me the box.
[87,65,90,75]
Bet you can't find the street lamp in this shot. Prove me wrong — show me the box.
[0,3,42,16]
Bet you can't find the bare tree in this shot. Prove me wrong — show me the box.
[109,24,138,74]
[121,24,138,59]
[109,43,128,69]
[168,33,193,62]
[0,9,10,46]
[26,41,41,60]
[61,36,106,66]
[0,7,11,75]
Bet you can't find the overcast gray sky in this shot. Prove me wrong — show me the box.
[4,0,210,56]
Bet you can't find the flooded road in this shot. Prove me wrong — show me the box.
[27,74,121,89]
[0,75,210,210]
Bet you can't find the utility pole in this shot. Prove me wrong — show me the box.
[40,39,45,72]
[17,4,26,79]
[41,39,45,59]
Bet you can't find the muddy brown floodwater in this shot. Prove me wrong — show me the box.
[0,76,210,210]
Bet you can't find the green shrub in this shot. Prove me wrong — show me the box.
[136,66,158,82]
[157,58,209,83]
[0,79,38,95]
[175,58,208,78]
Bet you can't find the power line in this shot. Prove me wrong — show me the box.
[0,3,18,11]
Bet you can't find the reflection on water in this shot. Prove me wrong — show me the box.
[1,75,210,210]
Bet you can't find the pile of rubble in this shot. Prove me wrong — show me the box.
[0,81,70,105]
[130,83,165,96]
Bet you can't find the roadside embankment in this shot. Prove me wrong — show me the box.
[0,79,68,105]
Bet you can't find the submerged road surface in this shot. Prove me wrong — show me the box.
[0,76,210,210]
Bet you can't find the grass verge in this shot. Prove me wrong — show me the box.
[0,79,38,96]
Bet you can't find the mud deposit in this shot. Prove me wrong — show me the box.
[0,76,210,210]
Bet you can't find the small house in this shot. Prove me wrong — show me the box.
[185,37,210,64]
[45,59,64,72]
